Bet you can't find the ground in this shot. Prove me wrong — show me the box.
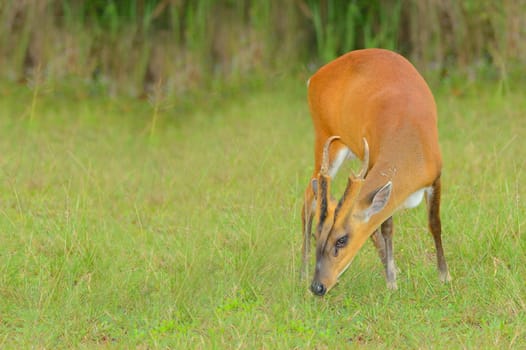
[0,78,524,348]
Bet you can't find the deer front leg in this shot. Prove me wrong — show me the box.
[370,217,396,289]
[370,228,387,268]
[381,216,397,290]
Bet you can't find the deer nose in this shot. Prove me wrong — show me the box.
[310,280,326,296]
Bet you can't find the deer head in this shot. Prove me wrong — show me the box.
[310,136,392,296]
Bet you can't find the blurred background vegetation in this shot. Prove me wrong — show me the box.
[1,0,525,99]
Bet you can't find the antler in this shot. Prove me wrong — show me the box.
[353,137,369,179]
[318,136,369,229]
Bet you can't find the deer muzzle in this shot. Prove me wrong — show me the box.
[310,280,327,296]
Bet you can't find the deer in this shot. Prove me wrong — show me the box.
[300,48,451,296]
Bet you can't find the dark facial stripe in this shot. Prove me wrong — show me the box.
[315,175,331,261]
[317,175,329,227]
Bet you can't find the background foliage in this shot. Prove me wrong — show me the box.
[1,0,525,97]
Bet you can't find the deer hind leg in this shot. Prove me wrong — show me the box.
[300,137,352,280]
[426,177,451,283]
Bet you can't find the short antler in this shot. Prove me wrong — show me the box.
[354,138,369,179]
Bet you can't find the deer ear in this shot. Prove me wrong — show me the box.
[359,181,392,222]
[311,178,318,198]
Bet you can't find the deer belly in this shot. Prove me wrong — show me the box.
[403,187,430,209]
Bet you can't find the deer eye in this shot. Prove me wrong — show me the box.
[335,235,348,248]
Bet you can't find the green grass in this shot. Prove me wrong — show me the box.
[0,78,524,348]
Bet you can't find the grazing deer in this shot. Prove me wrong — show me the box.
[301,49,451,296]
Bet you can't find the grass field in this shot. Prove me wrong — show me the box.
[0,77,524,348]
